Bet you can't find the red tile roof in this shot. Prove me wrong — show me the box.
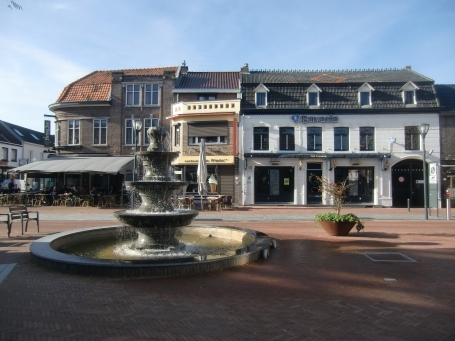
[55,67,178,103]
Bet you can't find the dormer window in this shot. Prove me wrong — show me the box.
[400,81,419,105]
[358,83,375,106]
[306,84,322,107]
[254,84,269,108]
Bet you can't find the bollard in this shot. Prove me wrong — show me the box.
[447,197,451,220]
[407,198,410,212]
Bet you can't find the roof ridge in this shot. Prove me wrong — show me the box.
[405,68,434,82]
[250,68,403,73]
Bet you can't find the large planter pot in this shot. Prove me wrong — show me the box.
[317,221,356,236]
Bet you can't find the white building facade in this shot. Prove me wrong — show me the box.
[239,67,441,208]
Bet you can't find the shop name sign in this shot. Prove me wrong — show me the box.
[292,115,338,123]
[173,156,235,164]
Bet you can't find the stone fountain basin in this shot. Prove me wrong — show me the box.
[113,209,198,229]
[29,225,274,278]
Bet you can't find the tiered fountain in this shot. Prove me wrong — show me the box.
[29,127,275,277]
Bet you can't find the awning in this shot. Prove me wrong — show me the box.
[9,157,134,175]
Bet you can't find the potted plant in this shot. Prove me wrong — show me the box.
[314,176,364,236]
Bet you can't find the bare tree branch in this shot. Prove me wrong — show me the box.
[7,0,22,10]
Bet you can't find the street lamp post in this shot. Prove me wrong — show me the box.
[132,120,143,181]
[418,123,430,220]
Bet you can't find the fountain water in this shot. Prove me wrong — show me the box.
[29,127,275,277]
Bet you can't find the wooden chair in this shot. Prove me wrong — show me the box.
[8,205,39,236]
[52,194,61,206]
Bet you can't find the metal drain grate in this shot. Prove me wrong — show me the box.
[362,252,417,262]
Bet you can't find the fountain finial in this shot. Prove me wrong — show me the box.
[147,126,167,151]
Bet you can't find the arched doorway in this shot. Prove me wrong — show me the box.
[392,159,427,208]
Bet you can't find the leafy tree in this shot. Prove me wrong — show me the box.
[7,0,22,10]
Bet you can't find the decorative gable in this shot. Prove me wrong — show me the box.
[306,83,322,107]
[400,81,419,105]
[358,83,375,106]
[254,84,269,108]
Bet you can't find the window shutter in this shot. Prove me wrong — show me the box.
[188,121,228,137]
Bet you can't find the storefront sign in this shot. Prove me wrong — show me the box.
[173,156,235,165]
[292,115,338,124]
[429,163,438,184]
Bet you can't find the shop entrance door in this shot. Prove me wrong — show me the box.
[254,167,294,204]
[392,159,425,207]
[307,163,322,204]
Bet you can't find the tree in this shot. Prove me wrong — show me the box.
[7,0,22,10]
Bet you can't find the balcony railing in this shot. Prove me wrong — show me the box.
[172,99,240,116]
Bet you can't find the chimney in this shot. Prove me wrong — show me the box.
[180,60,188,74]
[405,65,412,70]
[241,63,249,74]
[111,71,123,83]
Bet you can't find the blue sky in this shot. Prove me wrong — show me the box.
[1,0,454,132]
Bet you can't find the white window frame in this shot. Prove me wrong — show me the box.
[358,83,375,106]
[144,84,160,106]
[254,84,269,108]
[188,136,227,145]
[143,118,159,145]
[125,84,141,106]
[93,119,108,145]
[400,81,419,105]
[68,119,80,145]
[306,83,322,107]
[125,119,134,145]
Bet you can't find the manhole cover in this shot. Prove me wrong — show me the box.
[362,252,417,262]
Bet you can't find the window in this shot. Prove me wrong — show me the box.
[198,95,216,101]
[174,125,180,146]
[359,127,375,151]
[188,121,228,145]
[360,92,370,105]
[254,84,269,107]
[358,83,374,106]
[145,84,159,105]
[2,147,7,161]
[306,84,322,107]
[125,119,134,145]
[143,118,159,145]
[404,91,415,104]
[279,127,295,151]
[334,127,349,151]
[68,120,80,145]
[126,84,140,106]
[401,81,419,105]
[308,92,318,106]
[11,149,17,162]
[253,127,269,150]
[93,119,107,145]
[405,126,420,150]
[256,92,266,106]
[29,150,33,163]
[307,127,322,151]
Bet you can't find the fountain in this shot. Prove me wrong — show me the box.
[29,127,275,277]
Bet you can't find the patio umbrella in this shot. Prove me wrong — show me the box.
[197,138,208,199]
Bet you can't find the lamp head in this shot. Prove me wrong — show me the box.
[135,120,143,131]
[418,123,430,135]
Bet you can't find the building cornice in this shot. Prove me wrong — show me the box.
[48,101,111,112]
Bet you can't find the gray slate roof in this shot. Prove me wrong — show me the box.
[175,72,240,90]
[242,68,433,84]
[0,121,50,145]
[241,68,438,110]
[435,84,455,110]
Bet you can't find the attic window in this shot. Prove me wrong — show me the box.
[400,81,419,105]
[30,133,39,141]
[306,84,322,107]
[254,84,269,108]
[13,128,24,136]
[358,83,375,106]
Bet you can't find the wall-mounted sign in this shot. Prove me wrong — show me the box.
[284,178,289,185]
[429,163,438,184]
[173,156,235,165]
[292,115,338,124]
[398,176,405,183]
